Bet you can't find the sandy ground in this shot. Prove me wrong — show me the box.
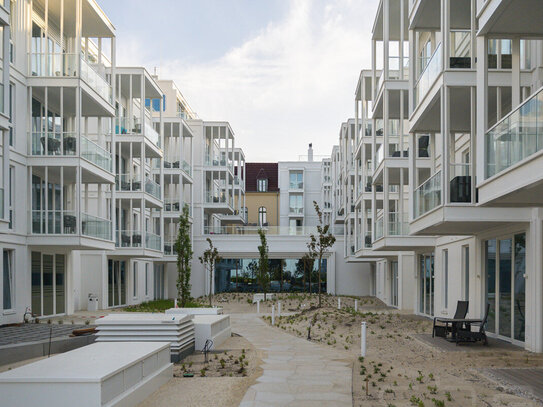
[139,334,264,407]
[247,292,543,407]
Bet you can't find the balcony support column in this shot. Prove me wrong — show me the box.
[383,0,389,80]
[441,0,450,70]
[384,167,389,237]
[512,37,521,109]
[441,86,450,205]
[470,86,476,203]
[476,34,488,183]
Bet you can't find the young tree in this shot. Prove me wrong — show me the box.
[175,205,193,307]
[257,228,271,300]
[199,238,221,307]
[308,201,336,307]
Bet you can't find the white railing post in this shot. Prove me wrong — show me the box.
[338,297,341,309]
[355,299,358,312]
[271,305,275,326]
[278,301,281,317]
[257,300,260,314]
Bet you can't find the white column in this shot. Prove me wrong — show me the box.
[476,35,488,183]
[512,37,521,109]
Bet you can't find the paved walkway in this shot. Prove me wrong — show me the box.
[231,314,352,407]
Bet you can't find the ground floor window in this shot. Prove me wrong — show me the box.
[108,260,126,307]
[390,261,398,307]
[214,258,327,293]
[3,249,14,310]
[485,233,525,342]
[418,253,434,316]
[154,264,165,299]
[31,251,65,316]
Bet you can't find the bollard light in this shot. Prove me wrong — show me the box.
[278,301,281,317]
[338,297,341,309]
[361,321,367,357]
[355,299,358,312]
[271,305,275,326]
[257,300,260,314]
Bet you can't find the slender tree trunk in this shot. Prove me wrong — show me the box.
[318,255,322,308]
[309,263,312,294]
[302,262,306,293]
[209,265,213,307]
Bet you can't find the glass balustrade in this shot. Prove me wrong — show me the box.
[116,117,141,134]
[116,230,143,248]
[414,170,442,218]
[30,132,77,156]
[145,177,161,199]
[181,160,192,176]
[29,53,112,103]
[449,163,472,203]
[388,212,409,236]
[81,136,112,172]
[289,206,304,215]
[485,86,543,179]
[203,225,345,235]
[205,191,228,204]
[164,240,177,256]
[116,174,142,192]
[31,210,77,234]
[164,198,181,212]
[375,216,384,240]
[364,231,372,248]
[415,43,442,107]
[146,231,161,251]
[375,144,384,170]
[81,212,112,240]
[144,121,160,147]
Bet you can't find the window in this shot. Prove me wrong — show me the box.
[289,194,303,214]
[257,178,268,192]
[145,263,149,296]
[9,83,14,146]
[9,166,13,229]
[462,245,469,301]
[3,249,13,310]
[289,171,303,189]
[133,262,138,297]
[258,207,267,226]
[443,249,448,309]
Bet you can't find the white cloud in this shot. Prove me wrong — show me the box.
[120,0,378,161]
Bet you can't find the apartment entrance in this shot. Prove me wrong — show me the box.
[154,264,165,299]
[108,260,126,307]
[484,234,526,344]
[390,261,398,307]
[418,253,434,316]
[31,252,66,317]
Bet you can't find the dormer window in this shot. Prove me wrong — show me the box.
[257,178,268,192]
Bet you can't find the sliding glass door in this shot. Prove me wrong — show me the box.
[390,261,398,307]
[30,251,65,317]
[418,253,434,316]
[108,260,126,307]
[485,234,525,343]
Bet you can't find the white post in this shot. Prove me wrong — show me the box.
[272,305,275,325]
[361,322,367,357]
[355,300,358,312]
[257,300,260,314]
[174,299,178,308]
[338,297,341,309]
[278,301,281,317]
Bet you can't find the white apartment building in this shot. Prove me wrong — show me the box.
[321,158,332,225]
[278,144,322,229]
[329,0,543,352]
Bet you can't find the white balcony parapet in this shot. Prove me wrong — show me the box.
[203,225,344,236]
[415,43,442,107]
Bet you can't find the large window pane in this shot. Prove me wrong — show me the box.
[55,254,65,314]
[3,250,12,309]
[499,239,512,338]
[486,240,496,333]
[514,234,526,342]
[42,254,54,315]
[31,251,41,316]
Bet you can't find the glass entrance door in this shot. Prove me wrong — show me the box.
[485,234,526,343]
[30,252,66,317]
[390,261,398,307]
[108,260,126,307]
[419,253,434,316]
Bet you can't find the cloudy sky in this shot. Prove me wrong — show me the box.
[99,0,378,161]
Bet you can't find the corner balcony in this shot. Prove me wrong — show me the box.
[28,210,114,250]
[115,174,162,208]
[114,230,162,258]
[115,117,162,158]
[204,191,233,214]
[28,132,114,183]
[479,86,543,206]
[29,53,114,115]
[411,169,530,235]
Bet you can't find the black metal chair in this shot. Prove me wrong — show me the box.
[432,300,469,339]
[456,303,491,346]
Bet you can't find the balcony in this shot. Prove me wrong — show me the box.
[164,240,177,256]
[289,207,304,215]
[203,225,345,236]
[146,231,161,251]
[29,53,112,104]
[374,145,384,171]
[415,43,442,107]
[375,216,384,240]
[414,170,441,219]
[80,213,112,240]
[144,177,161,200]
[480,85,543,206]
[289,181,303,190]
[116,230,161,252]
[388,212,409,236]
[115,117,160,148]
[181,160,192,177]
[164,198,180,213]
[81,136,112,172]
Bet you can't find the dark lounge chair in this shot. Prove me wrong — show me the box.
[432,300,469,339]
[456,303,490,346]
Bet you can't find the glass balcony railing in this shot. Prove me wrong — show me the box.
[116,230,142,248]
[30,132,77,156]
[415,43,442,107]
[164,240,177,256]
[146,231,161,251]
[30,53,112,103]
[81,212,112,240]
[144,121,160,147]
[375,216,384,240]
[203,225,345,236]
[388,212,409,236]
[0,188,3,219]
[289,181,303,190]
[289,206,304,215]
[181,160,192,177]
[145,177,161,199]
[364,231,372,248]
[375,144,384,170]
[116,174,142,192]
[205,191,228,204]
[414,170,442,218]
[115,117,141,134]
[81,136,112,172]
[164,198,180,212]
[485,86,543,179]
[31,209,77,234]
[449,163,472,203]
[205,155,227,167]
